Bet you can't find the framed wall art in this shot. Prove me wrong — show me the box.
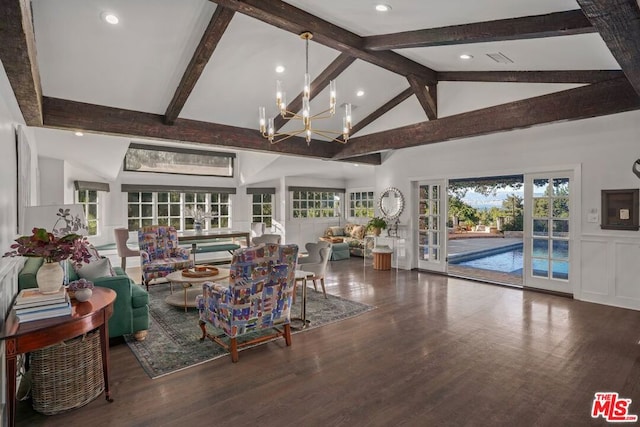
[600,189,639,230]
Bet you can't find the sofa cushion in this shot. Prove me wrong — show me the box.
[328,226,345,236]
[76,258,115,280]
[351,225,366,240]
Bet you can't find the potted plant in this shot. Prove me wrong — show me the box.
[4,228,92,294]
[367,217,387,236]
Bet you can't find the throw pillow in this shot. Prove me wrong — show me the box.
[76,258,114,281]
[328,226,344,237]
[325,228,334,237]
[352,225,366,240]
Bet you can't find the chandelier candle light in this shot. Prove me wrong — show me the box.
[259,32,352,145]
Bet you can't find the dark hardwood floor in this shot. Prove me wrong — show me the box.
[16,258,640,426]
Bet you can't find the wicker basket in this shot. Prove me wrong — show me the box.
[30,329,104,415]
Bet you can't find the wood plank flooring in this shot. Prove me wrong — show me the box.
[16,258,640,426]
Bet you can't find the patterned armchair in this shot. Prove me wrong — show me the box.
[138,225,192,290]
[196,243,299,362]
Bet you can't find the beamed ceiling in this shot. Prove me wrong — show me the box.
[1,0,640,166]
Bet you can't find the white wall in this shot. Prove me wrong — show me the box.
[375,110,640,310]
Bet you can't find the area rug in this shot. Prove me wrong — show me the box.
[125,285,375,378]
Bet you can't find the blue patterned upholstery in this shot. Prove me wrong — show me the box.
[138,225,192,290]
[197,243,298,362]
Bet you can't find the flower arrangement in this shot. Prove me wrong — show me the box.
[367,217,387,230]
[68,278,94,291]
[184,207,212,223]
[3,227,92,268]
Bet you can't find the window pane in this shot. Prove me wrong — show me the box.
[533,199,548,218]
[170,204,180,216]
[141,205,153,217]
[128,219,139,231]
[141,192,153,202]
[532,259,549,278]
[552,261,569,280]
[553,178,569,196]
[88,204,97,219]
[552,240,569,259]
[158,204,168,216]
[532,239,548,257]
[128,205,140,217]
[77,191,87,203]
[552,220,569,238]
[533,179,549,197]
[88,191,97,203]
[128,192,139,202]
[533,219,548,237]
[552,198,569,218]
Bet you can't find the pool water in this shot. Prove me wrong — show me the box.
[450,244,568,278]
[454,246,524,274]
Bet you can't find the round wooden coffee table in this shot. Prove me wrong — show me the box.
[165,267,230,312]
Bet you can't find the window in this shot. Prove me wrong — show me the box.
[252,193,273,227]
[291,190,341,218]
[124,144,234,177]
[126,191,231,231]
[349,191,375,218]
[74,181,110,236]
[75,189,99,236]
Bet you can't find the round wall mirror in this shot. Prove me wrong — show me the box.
[378,187,405,220]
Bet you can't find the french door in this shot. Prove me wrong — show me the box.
[523,172,573,294]
[417,180,447,273]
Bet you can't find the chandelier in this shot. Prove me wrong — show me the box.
[259,32,352,145]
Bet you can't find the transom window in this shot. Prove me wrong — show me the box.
[291,191,341,218]
[127,192,231,231]
[349,191,375,218]
[75,189,99,236]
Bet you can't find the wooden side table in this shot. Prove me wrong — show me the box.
[0,287,116,427]
[372,247,393,270]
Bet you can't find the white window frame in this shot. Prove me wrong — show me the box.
[251,193,274,228]
[75,189,100,236]
[348,190,375,218]
[291,190,342,219]
[126,191,232,231]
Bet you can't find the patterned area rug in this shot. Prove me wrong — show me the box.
[125,284,375,378]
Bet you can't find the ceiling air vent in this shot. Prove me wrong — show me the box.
[486,52,514,64]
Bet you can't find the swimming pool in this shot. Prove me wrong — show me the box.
[449,243,568,278]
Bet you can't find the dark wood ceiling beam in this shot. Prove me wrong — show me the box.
[364,9,594,50]
[273,53,355,131]
[407,75,437,120]
[577,0,640,97]
[41,97,380,165]
[437,70,625,83]
[333,77,640,159]
[350,87,413,136]
[0,0,43,125]
[164,6,235,125]
[210,0,436,83]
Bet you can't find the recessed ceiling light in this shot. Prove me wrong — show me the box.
[101,12,119,25]
[375,4,392,12]
[74,131,84,137]
[459,53,473,60]
[356,90,365,97]
[275,65,285,73]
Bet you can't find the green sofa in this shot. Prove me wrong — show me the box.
[18,257,149,340]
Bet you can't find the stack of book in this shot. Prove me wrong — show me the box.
[14,288,71,323]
